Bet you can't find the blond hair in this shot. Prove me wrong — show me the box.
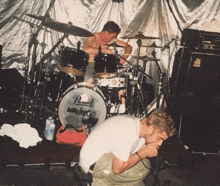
[147,109,176,137]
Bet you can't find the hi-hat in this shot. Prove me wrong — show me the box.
[27,14,93,37]
[132,55,160,61]
[142,42,163,48]
[121,32,160,40]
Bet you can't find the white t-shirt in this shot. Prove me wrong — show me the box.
[79,115,145,173]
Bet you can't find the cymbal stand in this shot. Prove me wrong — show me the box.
[24,32,40,122]
[19,25,34,113]
[128,39,148,116]
[24,0,57,123]
[140,59,148,85]
[32,27,48,118]
[34,33,69,117]
[151,49,166,109]
[113,46,151,116]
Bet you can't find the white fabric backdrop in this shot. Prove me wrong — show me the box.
[0,0,220,95]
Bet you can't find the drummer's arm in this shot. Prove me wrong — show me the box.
[116,40,132,64]
[83,37,113,55]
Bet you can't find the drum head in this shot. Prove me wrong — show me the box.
[58,83,107,130]
[59,47,88,76]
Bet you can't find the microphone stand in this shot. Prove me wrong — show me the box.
[161,38,175,52]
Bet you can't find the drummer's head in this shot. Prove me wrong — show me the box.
[102,21,121,42]
[102,21,121,34]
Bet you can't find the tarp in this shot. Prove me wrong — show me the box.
[0,0,220,93]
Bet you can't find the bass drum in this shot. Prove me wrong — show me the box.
[58,82,107,130]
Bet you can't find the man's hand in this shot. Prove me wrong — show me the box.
[138,142,160,158]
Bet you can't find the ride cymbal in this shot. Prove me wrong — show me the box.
[27,14,93,37]
[121,32,160,40]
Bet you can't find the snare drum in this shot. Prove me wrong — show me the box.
[59,47,89,76]
[95,76,126,88]
[94,53,119,78]
[58,82,107,130]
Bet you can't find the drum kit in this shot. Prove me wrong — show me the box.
[20,13,167,133]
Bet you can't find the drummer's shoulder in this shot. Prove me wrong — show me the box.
[84,33,97,42]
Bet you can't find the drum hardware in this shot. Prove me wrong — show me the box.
[126,37,148,116]
[147,47,167,111]
[30,33,69,119]
[99,87,122,115]
[82,111,99,134]
[22,0,57,123]
[116,66,131,77]
[110,38,154,116]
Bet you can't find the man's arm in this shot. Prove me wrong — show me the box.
[112,143,159,174]
[116,40,132,64]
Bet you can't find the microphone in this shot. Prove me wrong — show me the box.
[77,41,81,50]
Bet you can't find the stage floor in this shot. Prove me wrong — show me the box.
[0,110,220,186]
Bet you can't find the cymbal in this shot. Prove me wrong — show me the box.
[132,55,160,61]
[121,32,160,40]
[142,42,163,48]
[104,43,123,47]
[27,14,93,37]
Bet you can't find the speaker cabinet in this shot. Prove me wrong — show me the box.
[171,48,220,152]
[187,53,220,87]
[0,68,24,112]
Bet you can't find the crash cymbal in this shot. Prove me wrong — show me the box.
[121,32,160,40]
[26,14,93,37]
[142,42,163,48]
[104,43,123,47]
[132,55,160,61]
